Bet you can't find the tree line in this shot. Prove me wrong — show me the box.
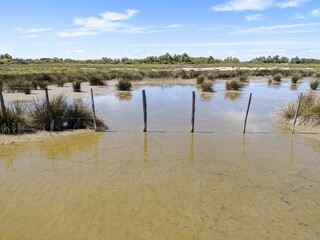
[1,53,319,65]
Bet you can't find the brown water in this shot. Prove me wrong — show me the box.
[1,80,320,239]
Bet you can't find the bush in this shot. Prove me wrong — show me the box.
[314,72,320,78]
[310,79,319,90]
[56,76,66,87]
[29,94,107,131]
[0,101,28,134]
[239,75,249,83]
[38,81,48,90]
[196,75,206,84]
[87,73,105,86]
[201,80,214,92]
[117,79,132,91]
[23,82,31,94]
[291,73,301,84]
[273,73,282,82]
[226,80,243,91]
[278,94,320,126]
[72,80,82,92]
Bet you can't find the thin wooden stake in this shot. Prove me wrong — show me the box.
[142,90,147,132]
[242,93,252,134]
[191,91,195,133]
[44,88,50,109]
[292,93,303,134]
[91,89,97,131]
[0,88,6,117]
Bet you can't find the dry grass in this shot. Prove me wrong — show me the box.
[226,80,243,91]
[278,94,320,127]
[117,79,132,91]
[201,80,214,92]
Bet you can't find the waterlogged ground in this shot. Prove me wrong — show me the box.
[0,78,320,239]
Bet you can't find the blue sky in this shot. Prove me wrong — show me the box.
[0,0,319,60]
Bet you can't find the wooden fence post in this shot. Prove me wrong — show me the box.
[292,93,303,134]
[44,88,50,109]
[0,87,6,117]
[142,90,147,132]
[191,91,195,133]
[242,93,252,134]
[91,89,97,131]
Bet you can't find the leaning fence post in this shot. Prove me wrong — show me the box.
[242,93,252,134]
[90,89,97,131]
[44,87,50,109]
[191,91,195,133]
[0,87,6,117]
[292,93,303,134]
[142,90,147,132]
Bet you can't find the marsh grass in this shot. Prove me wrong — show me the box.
[72,80,82,92]
[310,79,319,90]
[239,75,249,83]
[87,73,106,86]
[117,79,132,91]
[278,94,320,127]
[29,94,107,131]
[226,80,243,91]
[0,101,28,134]
[201,80,214,92]
[291,73,302,84]
[196,75,206,84]
[273,73,283,82]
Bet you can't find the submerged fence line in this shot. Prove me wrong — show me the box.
[0,87,306,135]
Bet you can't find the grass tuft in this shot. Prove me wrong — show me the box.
[278,94,320,127]
[226,80,243,91]
[273,73,282,82]
[196,75,206,84]
[117,79,132,91]
[201,80,214,92]
[310,79,319,90]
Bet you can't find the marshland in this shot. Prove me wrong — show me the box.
[0,55,320,239]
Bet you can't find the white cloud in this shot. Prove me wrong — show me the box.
[14,27,52,33]
[293,13,305,19]
[245,14,265,21]
[212,0,274,12]
[311,9,320,17]
[57,29,98,37]
[275,0,310,8]
[20,34,40,38]
[212,0,309,12]
[58,9,180,37]
[167,24,181,29]
[235,22,320,34]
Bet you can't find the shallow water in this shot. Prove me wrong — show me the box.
[1,79,320,239]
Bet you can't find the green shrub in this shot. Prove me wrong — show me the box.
[273,73,282,82]
[72,80,82,92]
[0,101,28,134]
[291,73,301,84]
[239,75,249,83]
[313,72,320,78]
[201,80,214,92]
[87,73,105,86]
[38,81,48,90]
[196,75,206,84]
[278,94,320,126]
[226,80,243,91]
[310,79,319,90]
[117,79,132,91]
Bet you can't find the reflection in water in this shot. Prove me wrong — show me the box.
[267,82,281,89]
[224,92,242,101]
[290,84,298,91]
[188,133,195,167]
[200,93,214,102]
[115,91,132,101]
[241,134,246,165]
[289,135,294,170]
[142,132,149,169]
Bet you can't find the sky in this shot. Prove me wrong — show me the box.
[0,0,319,60]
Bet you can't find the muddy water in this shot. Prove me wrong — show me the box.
[1,79,320,239]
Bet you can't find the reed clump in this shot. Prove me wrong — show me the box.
[310,79,319,90]
[72,80,82,92]
[273,73,282,82]
[117,79,132,91]
[201,80,214,92]
[196,75,206,84]
[291,73,302,84]
[226,80,243,91]
[278,94,320,127]
[0,101,30,134]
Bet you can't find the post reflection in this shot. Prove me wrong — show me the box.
[188,133,195,167]
[142,132,149,169]
[241,134,246,165]
[289,135,294,170]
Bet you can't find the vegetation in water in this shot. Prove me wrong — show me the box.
[226,80,243,91]
[201,80,214,92]
[117,79,132,91]
[310,79,319,90]
[278,94,320,127]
